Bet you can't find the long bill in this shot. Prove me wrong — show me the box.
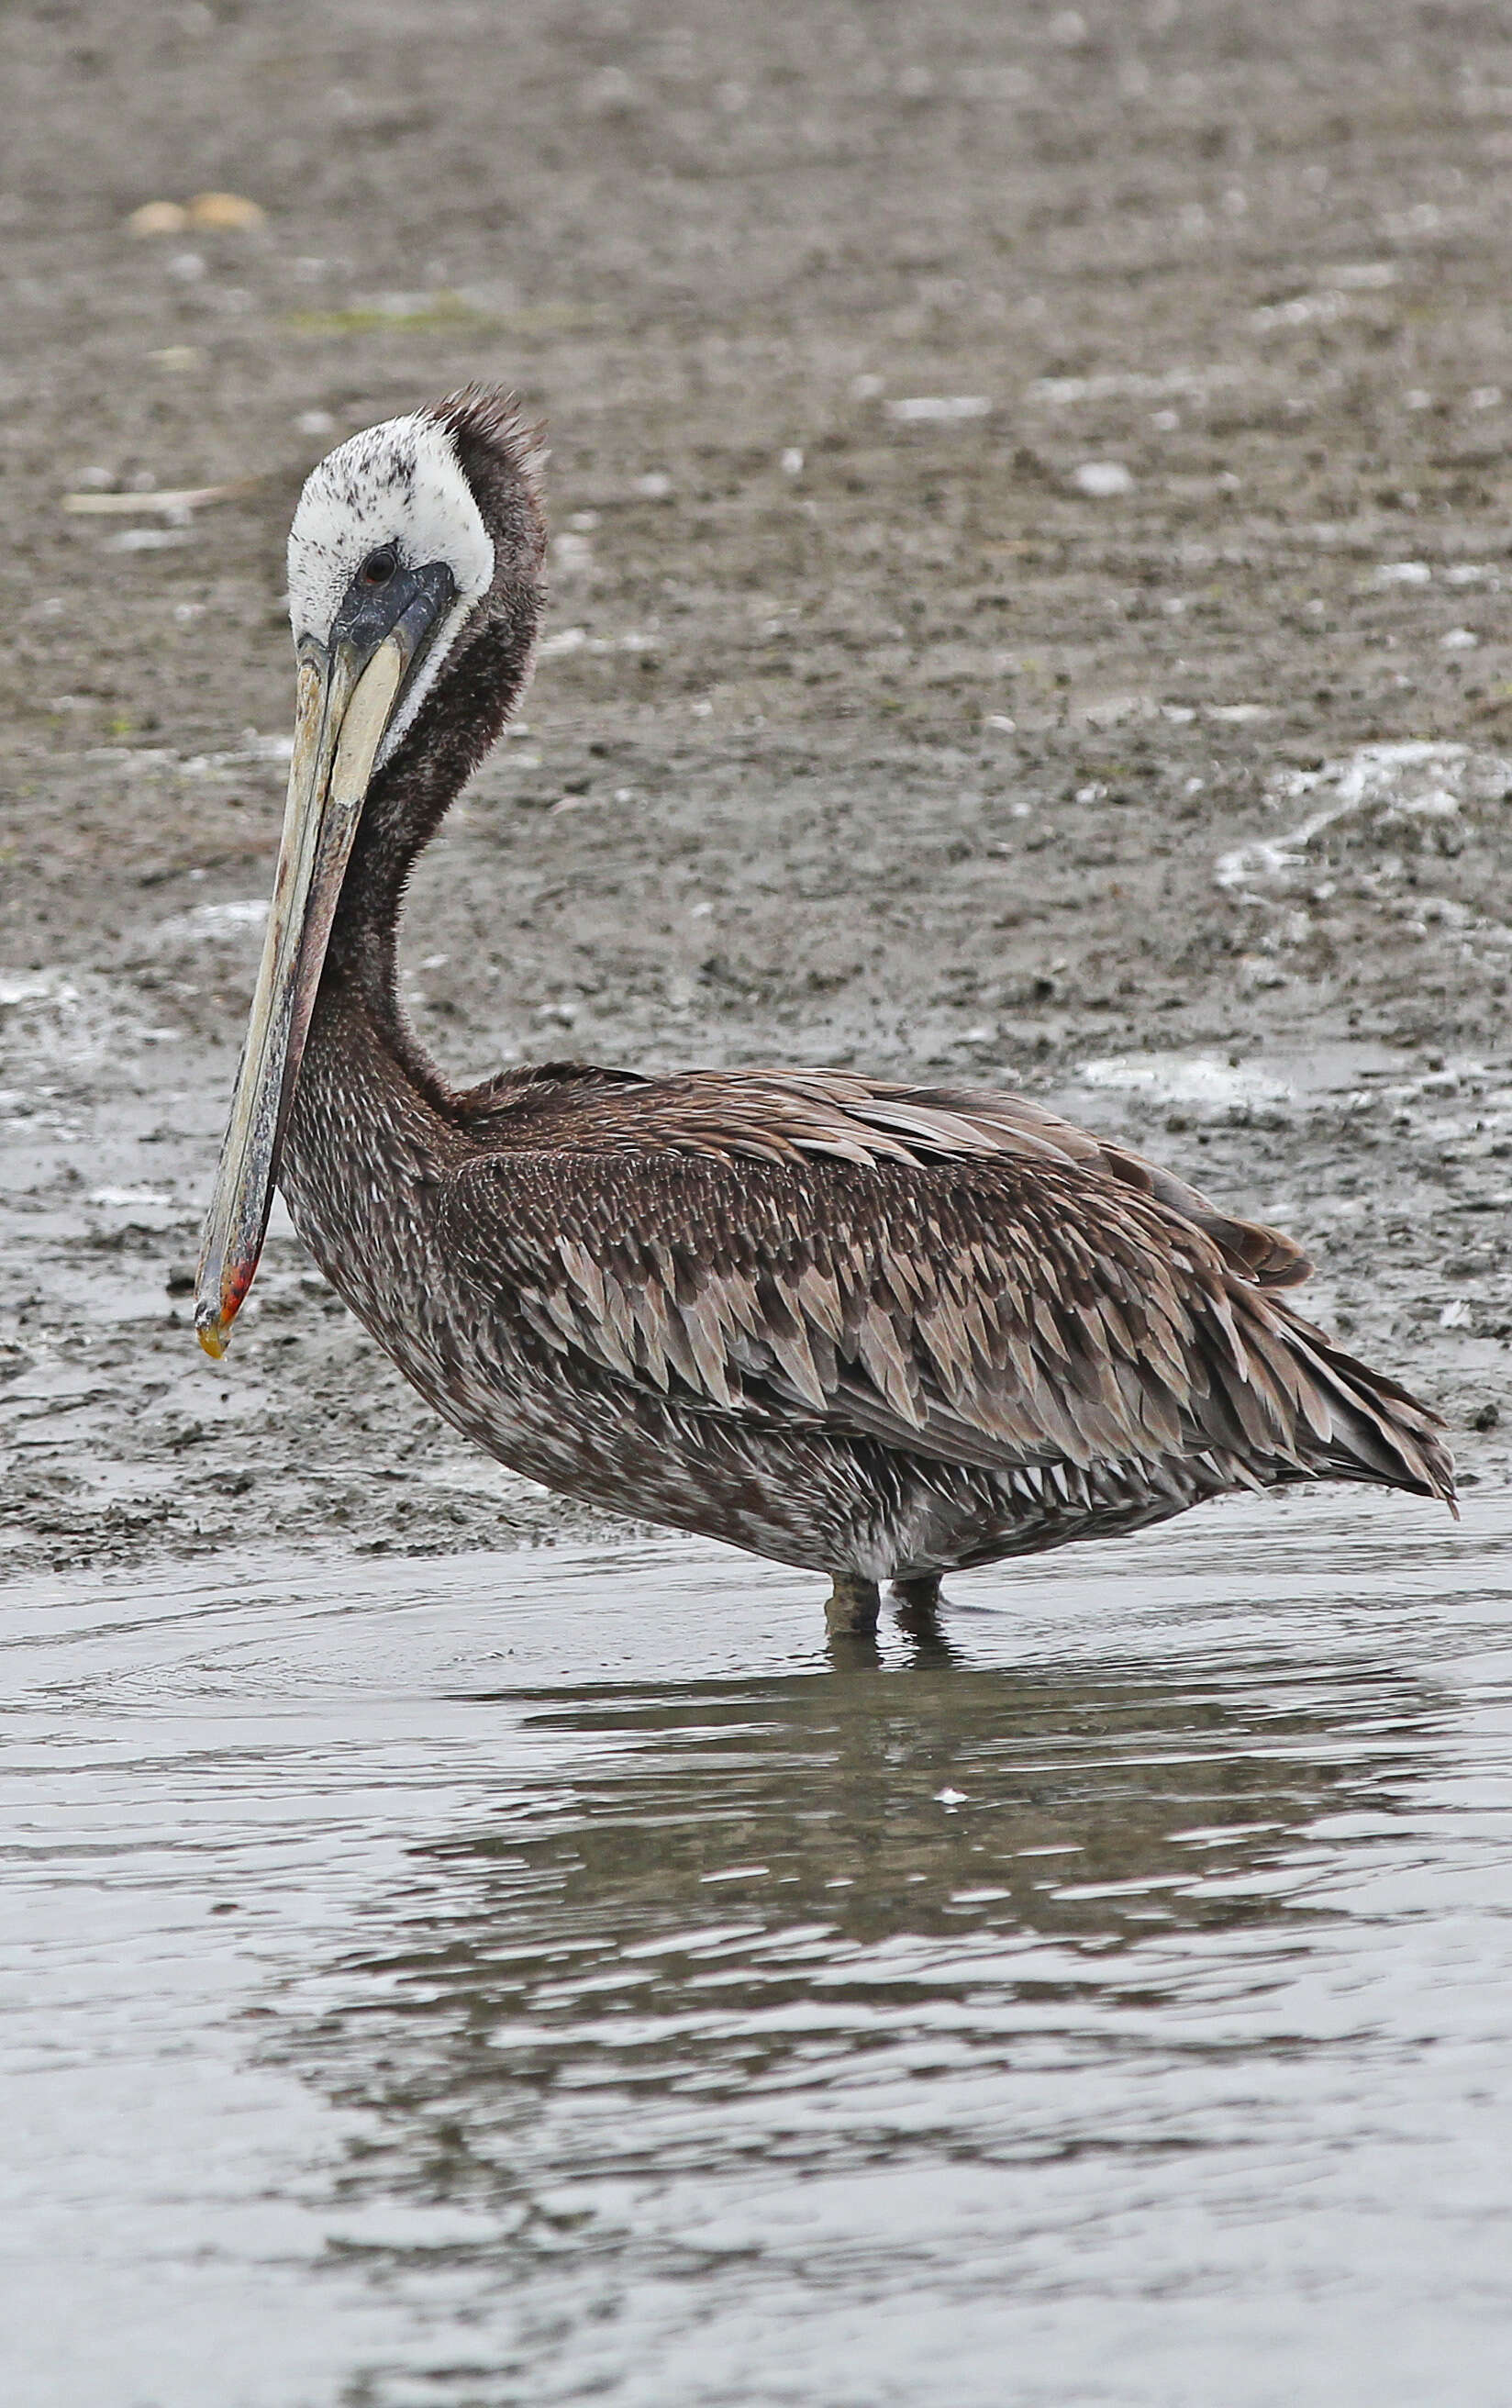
[195,630,407,1358]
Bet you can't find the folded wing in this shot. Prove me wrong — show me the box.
[439,1065,1452,1502]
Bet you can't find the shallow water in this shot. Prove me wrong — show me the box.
[6,1491,1512,2408]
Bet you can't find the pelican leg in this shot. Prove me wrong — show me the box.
[890,1572,946,1646]
[890,1573,942,1616]
[825,1574,882,1636]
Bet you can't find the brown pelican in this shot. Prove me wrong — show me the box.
[195,387,1454,1633]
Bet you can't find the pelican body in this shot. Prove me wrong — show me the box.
[197,389,1454,1632]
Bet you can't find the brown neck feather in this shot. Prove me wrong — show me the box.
[323,590,541,1114]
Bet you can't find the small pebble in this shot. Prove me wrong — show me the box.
[1072,461,1134,497]
[886,395,990,424]
[128,200,188,237]
[185,191,266,230]
[128,194,265,237]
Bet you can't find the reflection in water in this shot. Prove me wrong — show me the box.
[12,1502,1512,2408]
[271,1623,1449,2401]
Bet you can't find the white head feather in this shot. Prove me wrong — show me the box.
[287,411,495,762]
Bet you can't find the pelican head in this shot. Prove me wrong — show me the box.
[195,387,545,1357]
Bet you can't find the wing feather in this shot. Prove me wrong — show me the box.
[437,1063,1451,1501]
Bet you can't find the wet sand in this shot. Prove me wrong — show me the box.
[4,0,1512,1576]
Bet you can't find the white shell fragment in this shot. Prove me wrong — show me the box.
[1071,461,1134,497]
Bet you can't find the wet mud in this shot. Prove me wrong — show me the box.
[5,0,1512,1580]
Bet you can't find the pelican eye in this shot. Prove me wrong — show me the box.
[360,546,399,589]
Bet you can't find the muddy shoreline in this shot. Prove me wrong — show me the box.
[5,1,1512,1582]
